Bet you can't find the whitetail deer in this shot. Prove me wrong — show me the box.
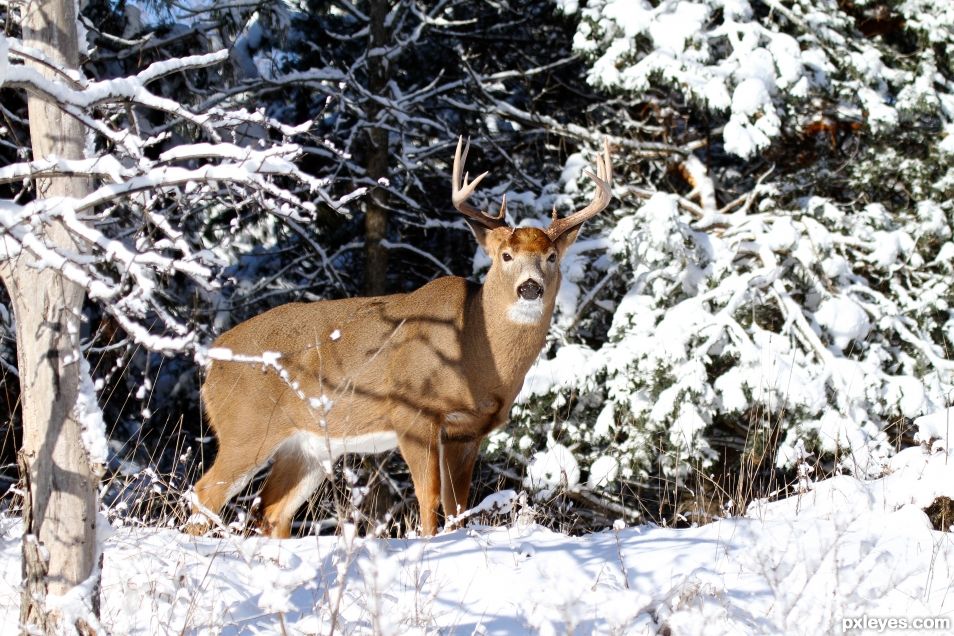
[188,137,612,537]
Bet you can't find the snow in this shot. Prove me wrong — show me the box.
[942,125,954,154]
[447,490,519,526]
[647,4,708,56]
[0,40,325,356]
[587,455,620,488]
[0,35,9,85]
[1,418,951,634]
[731,78,771,118]
[669,404,709,447]
[524,444,581,498]
[857,87,899,132]
[76,358,108,467]
[572,0,953,161]
[2,0,953,630]
[814,296,871,350]
[914,407,953,445]
[523,165,950,485]
[517,344,597,402]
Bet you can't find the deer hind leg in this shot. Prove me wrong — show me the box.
[398,431,441,536]
[256,433,328,538]
[187,443,271,535]
[439,438,480,528]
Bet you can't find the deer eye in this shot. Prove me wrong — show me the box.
[502,252,513,262]
[547,253,557,263]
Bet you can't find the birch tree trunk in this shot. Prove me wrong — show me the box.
[1,0,101,632]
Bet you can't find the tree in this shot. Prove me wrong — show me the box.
[1,0,100,631]
[363,0,392,296]
[1,1,347,629]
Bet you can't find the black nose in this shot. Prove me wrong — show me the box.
[517,279,543,300]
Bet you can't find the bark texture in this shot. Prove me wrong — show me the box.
[2,0,100,632]
[363,0,391,296]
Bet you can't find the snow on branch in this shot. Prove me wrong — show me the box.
[0,156,134,185]
[2,45,229,148]
[0,33,351,355]
[568,0,953,158]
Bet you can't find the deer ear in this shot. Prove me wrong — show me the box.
[552,225,582,257]
[466,220,495,254]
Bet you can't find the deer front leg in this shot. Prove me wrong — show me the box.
[439,437,480,528]
[398,431,441,536]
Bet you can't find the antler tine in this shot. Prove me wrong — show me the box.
[496,193,507,222]
[452,136,509,229]
[546,139,613,240]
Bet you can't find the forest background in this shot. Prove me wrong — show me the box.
[0,0,952,539]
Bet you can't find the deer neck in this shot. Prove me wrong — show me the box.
[466,276,555,395]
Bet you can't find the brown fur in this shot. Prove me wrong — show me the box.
[505,227,552,252]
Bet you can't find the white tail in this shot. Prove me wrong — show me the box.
[188,138,613,537]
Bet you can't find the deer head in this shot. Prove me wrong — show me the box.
[452,136,612,326]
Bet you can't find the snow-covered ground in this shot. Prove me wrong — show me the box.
[1,412,952,635]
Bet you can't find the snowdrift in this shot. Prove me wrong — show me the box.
[1,411,952,635]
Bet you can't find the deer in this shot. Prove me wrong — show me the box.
[186,137,613,538]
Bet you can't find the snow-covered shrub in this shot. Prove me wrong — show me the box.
[510,157,952,517]
[494,0,954,522]
[563,0,954,162]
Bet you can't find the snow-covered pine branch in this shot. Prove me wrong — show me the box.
[563,0,954,160]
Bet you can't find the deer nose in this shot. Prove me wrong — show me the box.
[517,279,543,301]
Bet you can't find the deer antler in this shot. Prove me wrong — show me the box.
[546,139,613,240]
[452,137,509,230]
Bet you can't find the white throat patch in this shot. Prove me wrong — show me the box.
[507,299,546,325]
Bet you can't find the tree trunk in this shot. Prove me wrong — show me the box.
[363,0,391,296]
[2,0,100,632]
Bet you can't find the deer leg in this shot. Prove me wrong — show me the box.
[256,444,327,539]
[398,432,441,536]
[187,444,267,534]
[439,438,480,527]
